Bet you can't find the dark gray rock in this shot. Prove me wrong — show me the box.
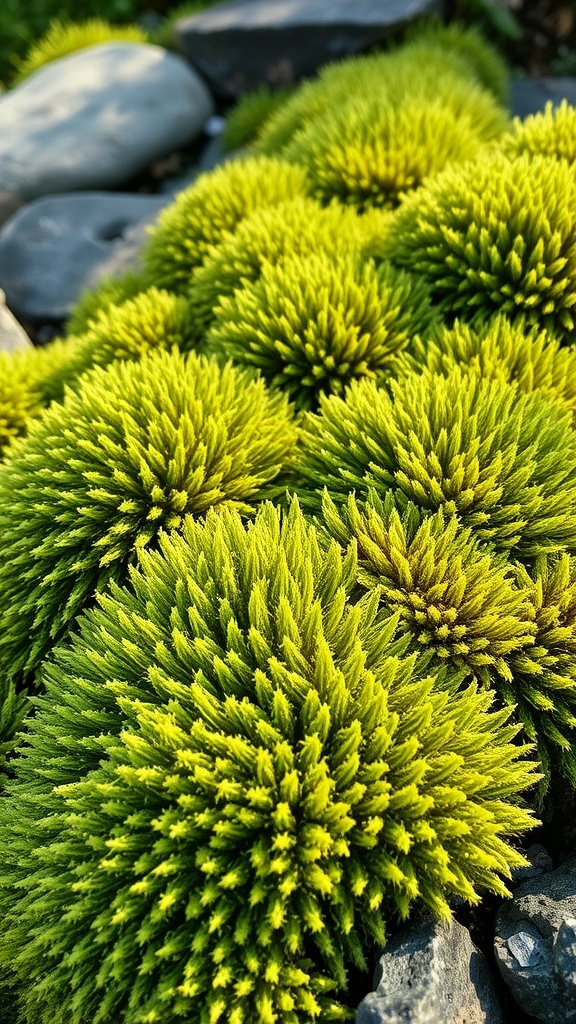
[0,192,169,322]
[512,844,554,882]
[174,0,444,98]
[0,43,214,206]
[494,855,576,1023]
[0,289,31,351]
[510,76,576,119]
[356,915,502,1024]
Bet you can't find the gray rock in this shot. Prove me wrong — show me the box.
[512,844,554,882]
[0,43,214,206]
[510,76,576,119]
[555,919,576,1001]
[0,192,169,322]
[494,855,576,1023]
[356,915,502,1024]
[0,290,31,352]
[174,0,444,98]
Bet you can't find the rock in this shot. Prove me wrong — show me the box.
[512,844,554,882]
[0,43,214,206]
[0,290,31,352]
[174,0,444,98]
[356,915,502,1024]
[494,855,576,1023]
[510,76,576,119]
[0,192,170,323]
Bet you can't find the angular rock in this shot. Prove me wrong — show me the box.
[356,915,502,1024]
[0,43,214,208]
[0,192,169,323]
[0,290,31,352]
[175,0,444,98]
[510,76,576,119]
[494,855,576,1023]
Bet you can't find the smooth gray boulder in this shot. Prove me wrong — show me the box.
[494,855,576,1023]
[0,290,31,351]
[174,0,444,98]
[0,43,214,213]
[510,76,576,119]
[356,915,502,1024]
[0,192,170,322]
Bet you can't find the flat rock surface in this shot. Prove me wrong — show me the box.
[356,915,502,1024]
[0,191,170,323]
[175,0,444,97]
[494,856,576,1023]
[0,43,214,210]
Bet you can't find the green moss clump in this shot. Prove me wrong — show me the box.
[206,254,436,410]
[66,271,146,337]
[12,18,148,84]
[0,500,538,1024]
[257,40,506,158]
[499,101,576,165]
[384,153,576,341]
[0,349,299,685]
[0,354,43,457]
[222,85,296,152]
[321,490,533,685]
[45,287,202,403]
[512,554,576,786]
[142,157,310,293]
[297,367,576,558]
[405,316,576,415]
[282,85,507,210]
[188,197,372,336]
[401,21,509,103]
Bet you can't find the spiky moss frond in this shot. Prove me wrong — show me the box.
[205,255,436,411]
[510,554,576,787]
[405,315,576,415]
[0,679,27,779]
[188,198,393,337]
[401,21,509,103]
[256,46,505,157]
[142,157,310,293]
[66,271,147,337]
[0,501,538,1024]
[222,85,296,153]
[0,349,299,686]
[296,367,576,558]
[499,101,576,165]
[12,18,148,84]
[384,153,576,342]
[321,490,534,685]
[27,289,202,409]
[0,354,43,457]
[282,84,506,210]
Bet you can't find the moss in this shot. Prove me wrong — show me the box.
[206,254,436,410]
[0,501,538,1024]
[142,157,310,293]
[499,100,576,165]
[383,152,576,342]
[222,86,296,152]
[12,18,148,84]
[282,84,506,210]
[0,349,299,685]
[297,367,576,559]
[66,271,146,337]
[405,315,576,415]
